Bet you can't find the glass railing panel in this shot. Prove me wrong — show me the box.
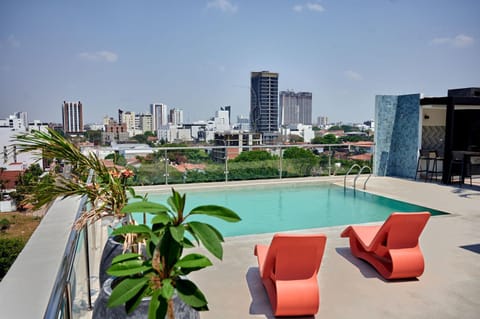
[227,159,280,181]
[70,230,91,319]
[126,144,374,185]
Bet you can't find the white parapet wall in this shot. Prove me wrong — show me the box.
[0,196,82,318]
[0,200,16,212]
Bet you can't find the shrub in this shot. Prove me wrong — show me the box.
[0,238,26,280]
[0,218,11,231]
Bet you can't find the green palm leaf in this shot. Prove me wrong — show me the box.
[176,278,208,309]
[189,205,241,222]
[107,277,150,308]
[121,201,169,214]
[148,289,168,319]
[187,221,224,259]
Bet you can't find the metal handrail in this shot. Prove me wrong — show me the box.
[344,164,361,190]
[43,170,94,319]
[354,166,372,190]
[344,164,372,191]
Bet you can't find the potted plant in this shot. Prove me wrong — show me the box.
[14,128,141,284]
[101,188,241,319]
[14,128,136,226]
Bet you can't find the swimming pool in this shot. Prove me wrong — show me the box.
[145,183,447,237]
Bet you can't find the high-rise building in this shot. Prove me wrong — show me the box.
[317,116,329,127]
[213,109,230,132]
[250,71,279,143]
[222,106,231,124]
[169,108,184,125]
[150,103,168,131]
[280,91,312,126]
[136,113,153,133]
[62,101,84,134]
[14,112,28,129]
[0,113,28,131]
[118,109,124,124]
[121,111,136,136]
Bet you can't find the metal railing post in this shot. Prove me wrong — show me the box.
[328,146,332,176]
[279,146,283,179]
[224,144,229,183]
[83,225,93,310]
[164,149,169,185]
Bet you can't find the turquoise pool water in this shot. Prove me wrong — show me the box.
[144,183,447,237]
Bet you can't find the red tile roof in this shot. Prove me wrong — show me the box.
[0,170,22,190]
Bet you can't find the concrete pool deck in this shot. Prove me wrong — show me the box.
[168,176,480,319]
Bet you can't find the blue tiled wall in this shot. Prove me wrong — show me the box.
[374,94,421,178]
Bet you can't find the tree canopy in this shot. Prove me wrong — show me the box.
[283,147,316,160]
[231,150,274,162]
[311,134,339,144]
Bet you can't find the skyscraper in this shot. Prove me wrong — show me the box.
[150,103,168,131]
[169,108,184,125]
[250,71,279,143]
[279,91,312,125]
[137,113,153,133]
[62,101,84,134]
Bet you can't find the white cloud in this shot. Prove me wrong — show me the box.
[207,0,238,13]
[293,5,303,12]
[306,2,325,12]
[78,51,118,63]
[7,35,20,48]
[430,34,474,48]
[293,1,325,13]
[344,70,363,81]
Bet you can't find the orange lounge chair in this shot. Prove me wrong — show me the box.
[340,212,430,279]
[253,233,327,317]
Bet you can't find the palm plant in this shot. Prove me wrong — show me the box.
[13,128,135,228]
[106,188,241,319]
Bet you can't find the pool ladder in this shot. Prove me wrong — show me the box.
[344,164,372,192]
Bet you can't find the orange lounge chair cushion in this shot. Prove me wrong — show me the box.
[341,212,430,279]
[254,233,327,316]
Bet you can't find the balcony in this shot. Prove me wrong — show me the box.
[0,144,479,319]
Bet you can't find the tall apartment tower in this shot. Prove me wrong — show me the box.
[250,71,279,143]
[62,101,84,134]
[14,112,28,129]
[121,111,136,136]
[279,91,312,126]
[169,108,184,125]
[136,113,153,133]
[150,103,168,131]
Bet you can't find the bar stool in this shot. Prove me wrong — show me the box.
[449,151,464,185]
[415,150,435,181]
[426,151,443,182]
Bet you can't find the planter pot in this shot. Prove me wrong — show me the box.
[93,277,200,319]
[99,236,124,286]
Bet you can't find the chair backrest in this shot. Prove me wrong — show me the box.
[372,212,430,250]
[263,234,327,280]
[452,151,464,162]
[419,149,437,159]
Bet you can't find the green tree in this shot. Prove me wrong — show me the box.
[283,147,317,177]
[231,150,274,162]
[311,134,339,144]
[105,153,127,166]
[85,130,103,145]
[133,134,148,144]
[11,164,44,210]
[0,238,25,280]
[322,134,339,144]
[288,135,304,143]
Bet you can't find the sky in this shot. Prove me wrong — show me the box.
[1,0,479,125]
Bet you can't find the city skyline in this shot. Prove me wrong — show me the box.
[1,0,479,124]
